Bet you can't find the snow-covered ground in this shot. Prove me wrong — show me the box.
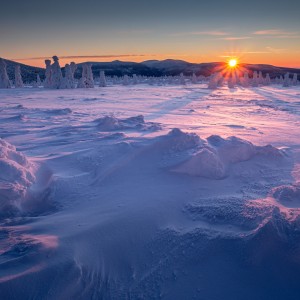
[1,84,300,299]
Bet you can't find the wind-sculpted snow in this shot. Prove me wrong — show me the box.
[272,184,300,207]
[0,138,36,216]
[42,108,72,115]
[162,130,283,179]
[154,128,203,152]
[94,114,162,131]
[0,85,300,299]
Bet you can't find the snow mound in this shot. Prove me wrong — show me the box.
[155,128,203,153]
[44,108,72,115]
[208,135,256,163]
[272,184,300,207]
[94,115,162,131]
[0,138,36,216]
[172,132,282,179]
[175,148,225,179]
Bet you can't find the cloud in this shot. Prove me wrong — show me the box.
[253,29,296,35]
[219,36,251,41]
[12,54,153,61]
[219,51,269,57]
[171,30,230,37]
[220,47,290,58]
[265,47,287,54]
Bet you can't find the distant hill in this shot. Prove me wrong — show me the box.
[141,60,300,78]
[3,58,45,83]
[75,60,163,77]
[2,58,300,83]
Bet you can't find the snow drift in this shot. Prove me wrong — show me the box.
[0,138,36,216]
[272,184,300,207]
[155,129,283,179]
[94,115,162,131]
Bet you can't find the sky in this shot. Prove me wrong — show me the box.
[1,0,300,68]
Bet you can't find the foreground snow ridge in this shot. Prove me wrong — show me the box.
[0,138,36,215]
[94,115,162,131]
[162,129,282,179]
[0,85,299,299]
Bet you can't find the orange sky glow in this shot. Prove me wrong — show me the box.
[11,52,300,69]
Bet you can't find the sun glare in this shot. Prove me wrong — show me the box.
[228,59,238,68]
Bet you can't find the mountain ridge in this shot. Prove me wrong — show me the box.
[2,58,300,83]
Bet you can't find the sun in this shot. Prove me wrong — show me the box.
[228,58,238,68]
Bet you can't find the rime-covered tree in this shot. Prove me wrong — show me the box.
[279,76,284,85]
[44,59,52,88]
[132,74,138,85]
[70,62,77,77]
[78,63,94,88]
[77,64,87,88]
[179,73,186,85]
[265,73,271,85]
[283,73,290,87]
[292,73,298,86]
[191,73,197,84]
[86,64,94,88]
[252,71,258,87]
[99,70,107,87]
[50,56,63,89]
[0,58,11,88]
[14,65,24,88]
[258,71,264,85]
[37,74,42,86]
[69,62,77,88]
[60,64,73,89]
[123,75,129,86]
[242,72,250,87]
[208,73,222,89]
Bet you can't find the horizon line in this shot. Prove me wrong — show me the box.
[2,57,300,70]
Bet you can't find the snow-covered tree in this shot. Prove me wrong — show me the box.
[279,75,284,85]
[283,73,290,87]
[99,70,107,87]
[191,73,197,84]
[70,62,77,77]
[32,81,38,88]
[292,73,298,86]
[265,73,271,85]
[44,59,52,88]
[123,75,129,85]
[252,71,258,87]
[258,71,264,85]
[167,76,174,85]
[179,73,186,85]
[242,72,250,87]
[60,64,73,89]
[0,58,11,88]
[37,74,42,86]
[50,56,63,89]
[132,74,138,85]
[86,64,94,88]
[14,65,24,88]
[208,72,222,89]
[112,75,118,85]
[78,63,94,88]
